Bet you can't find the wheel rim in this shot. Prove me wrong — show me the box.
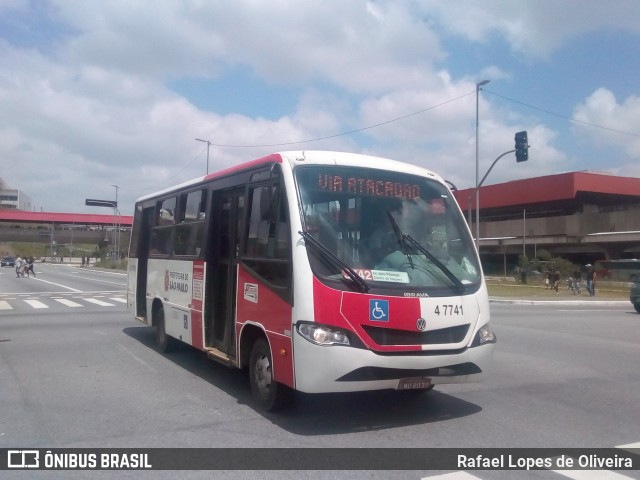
[253,354,272,398]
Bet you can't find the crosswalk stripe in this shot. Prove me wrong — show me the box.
[83,298,115,307]
[616,442,640,453]
[552,469,634,479]
[419,471,637,480]
[421,473,482,480]
[53,298,84,308]
[0,296,127,310]
[24,299,49,309]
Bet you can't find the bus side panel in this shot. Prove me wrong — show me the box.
[190,259,205,350]
[236,267,294,388]
[126,258,141,320]
[147,258,201,348]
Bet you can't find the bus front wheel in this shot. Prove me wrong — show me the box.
[249,338,291,411]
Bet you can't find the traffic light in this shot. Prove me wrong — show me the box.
[515,131,529,162]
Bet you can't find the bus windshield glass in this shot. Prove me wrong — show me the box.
[295,166,481,294]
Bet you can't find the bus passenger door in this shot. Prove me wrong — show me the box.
[207,187,245,356]
[135,206,154,319]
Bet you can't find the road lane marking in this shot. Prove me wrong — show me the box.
[116,343,157,373]
[83,298,115,307]
[24,299,49,309]
[53,298,84,308]
[109,297,127,303]
[29,276,83,292]
[0,300,12,310]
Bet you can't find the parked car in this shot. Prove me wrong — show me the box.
[1,256,15,267]
[631,281,640,313]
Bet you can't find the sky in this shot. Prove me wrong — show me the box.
[1,0,640,216]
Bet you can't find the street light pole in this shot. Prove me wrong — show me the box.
[475,79,490,250]
[111,184,120,262]
[195,138,212,175]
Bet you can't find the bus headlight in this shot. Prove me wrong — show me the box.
[297,322,351,346]
[476,323,496,345]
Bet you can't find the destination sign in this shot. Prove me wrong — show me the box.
[316,174,421,199]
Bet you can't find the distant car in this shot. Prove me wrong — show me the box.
[631,281,640,313]
[1,256,15,267]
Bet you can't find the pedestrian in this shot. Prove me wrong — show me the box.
[550,268,560,294]
[81,256,85,267]
[15,256,23,277]
[585,264,596,296]
[27,256,36,277]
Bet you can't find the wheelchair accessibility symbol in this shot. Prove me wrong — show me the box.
[369,299,389,322]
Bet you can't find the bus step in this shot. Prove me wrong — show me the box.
[205,347,236,367]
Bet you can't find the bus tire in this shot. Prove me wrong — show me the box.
[155,306,173,353]
[249,338,291,411]
[634,303,640,314]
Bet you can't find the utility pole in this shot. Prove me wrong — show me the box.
[195,138,212,175]
[475,79,490,250]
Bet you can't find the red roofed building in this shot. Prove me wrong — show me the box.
[0,209,131,226]
[454,171,640,272]
[0,210,132,259]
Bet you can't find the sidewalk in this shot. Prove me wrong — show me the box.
[490,297,630,306]
[486,277,630,306]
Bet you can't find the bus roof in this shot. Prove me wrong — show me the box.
[135,151,444,203]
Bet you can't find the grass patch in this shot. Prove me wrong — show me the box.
[486,277,630,301]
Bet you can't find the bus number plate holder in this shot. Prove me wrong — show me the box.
[397,377,432,390]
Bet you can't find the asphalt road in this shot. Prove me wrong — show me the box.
[1,263,639,479]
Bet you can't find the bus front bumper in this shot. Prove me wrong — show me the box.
[292,329,495,394]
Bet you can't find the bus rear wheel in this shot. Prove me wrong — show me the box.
[155,306,173,353]
[249,338,291,411]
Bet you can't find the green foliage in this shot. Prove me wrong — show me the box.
[536,249,552,261]
[518,254,529,268]
[530,254,578,276]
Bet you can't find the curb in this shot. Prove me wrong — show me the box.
[490,298,629,306]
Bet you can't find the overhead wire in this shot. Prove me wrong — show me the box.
[124,88,639,194]
[485,90,640,138]
[204,91,476,148]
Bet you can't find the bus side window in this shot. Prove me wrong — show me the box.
[173,190,206,257]
[244,184,291,289]
[150,227,173,255]
[183,190,206,222]
[247,186,277,257]
[150,197,177,255]
[157,197,176,226]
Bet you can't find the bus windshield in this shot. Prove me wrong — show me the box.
[295,165,481,294]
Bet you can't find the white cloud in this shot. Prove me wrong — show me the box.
[0,0,638,214]
[420,0,640,58]
[573,88,640,158]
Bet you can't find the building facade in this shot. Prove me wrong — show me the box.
[0,177,33,211]
[454,171,640,273]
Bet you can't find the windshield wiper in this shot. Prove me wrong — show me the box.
[386,211,414,269]
[403,234,465,293]
[298,230,370,293]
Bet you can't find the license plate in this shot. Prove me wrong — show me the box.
[397,377,432,390]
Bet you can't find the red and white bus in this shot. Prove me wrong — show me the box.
[127,151,496,410]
